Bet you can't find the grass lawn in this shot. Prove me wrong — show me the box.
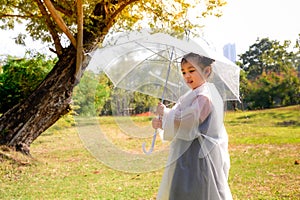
[1,105,299,199]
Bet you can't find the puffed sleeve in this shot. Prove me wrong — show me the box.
[161,94,212,141]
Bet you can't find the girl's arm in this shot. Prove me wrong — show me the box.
[163,95,212,141]
[174,95,211,125]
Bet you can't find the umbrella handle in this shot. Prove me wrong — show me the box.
[142,130,157,154]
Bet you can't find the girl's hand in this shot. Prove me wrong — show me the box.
[152,118,162,129]
[156,102,166,117]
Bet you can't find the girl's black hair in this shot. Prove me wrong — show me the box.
[181,52,215,67]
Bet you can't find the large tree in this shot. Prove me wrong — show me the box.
[0,0,225,155]
[237,37,300,109]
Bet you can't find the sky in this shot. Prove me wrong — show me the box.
[202,0,300,55]
[0,26,52,58]
[0,0,299,57]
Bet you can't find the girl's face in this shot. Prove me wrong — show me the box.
[181,61,205,90]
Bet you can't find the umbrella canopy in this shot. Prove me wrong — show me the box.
[87,32,240,154]
[87,32,241,102]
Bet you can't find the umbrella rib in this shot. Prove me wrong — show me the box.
[135,41,175,61]
[161,48,174,102]
[114,47,173,87]
[136,41,187,64]
[148,71,180,88]
[132,82,179,102]
[113,55,153,87]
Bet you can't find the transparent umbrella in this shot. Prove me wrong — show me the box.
[88,34,191,102]
[87,31,240,153]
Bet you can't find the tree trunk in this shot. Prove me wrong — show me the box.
[0,0,125,155]
[0,31,105,155]
[0,1,111,155]
[0,48,79,155]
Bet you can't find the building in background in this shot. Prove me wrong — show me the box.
[223,43,236,63]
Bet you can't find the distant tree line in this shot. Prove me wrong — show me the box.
[237,37,300,109]
[1,37,299,114]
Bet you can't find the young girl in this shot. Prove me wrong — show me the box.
[152,52,233,200]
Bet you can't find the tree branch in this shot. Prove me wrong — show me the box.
[51,1,74,17]
[106,0,139,29]
[0,14,35,19]
[43,0,77,48]
[34,0,63,55]
[75,0,83,81]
